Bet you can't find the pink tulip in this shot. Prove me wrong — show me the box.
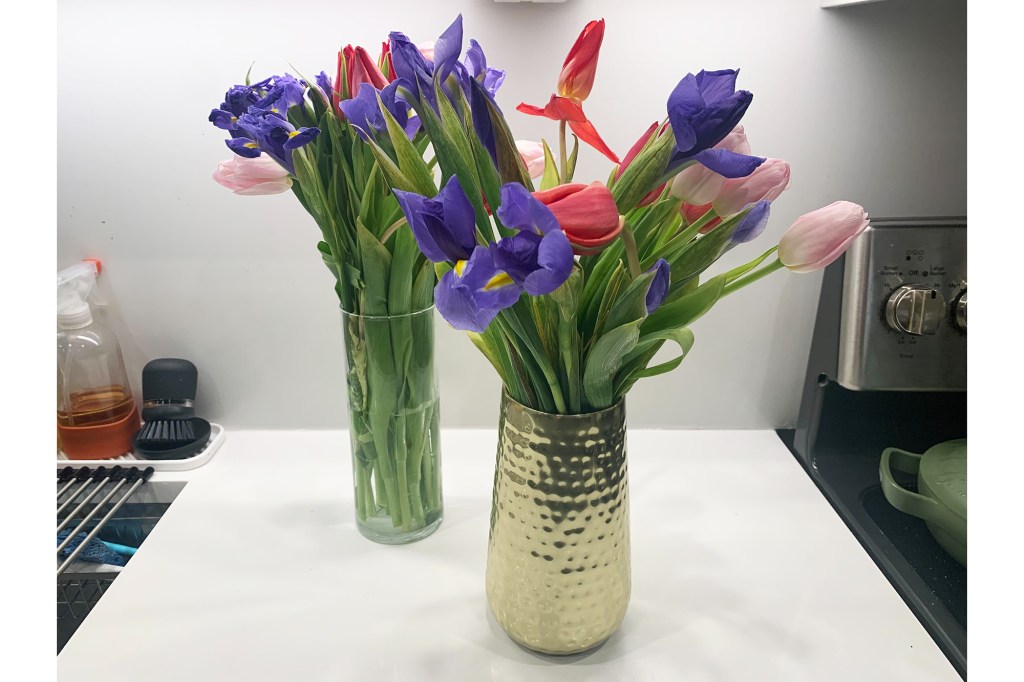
[670,125,751,205]
[417,40,435,62]
[516,140,546,178]
[213,154,292,196]
[779,201,870,273]
[712,158,791,216]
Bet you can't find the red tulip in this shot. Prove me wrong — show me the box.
[517,95,619,164]
[337,45,389,102]
[557,19,605,102]
[516,20,619,164]
[379,41,394,81]
[533,182,624,254]
[681,203,721,234]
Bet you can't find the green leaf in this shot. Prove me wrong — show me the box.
[356,219,392,316]
[668,221,737,293]
[363,136,417,194]
[566,134,579,182]
[244,61,255,86]
[379,93,437,197]
[642,273,726,335]
[583,320,642,410]
[613,327,695,398]
[603,265,663,332]
[611,131,674,212]
[539,139,560,191]
[471,78,531,188]
[387,225,418,315]
[411,258,435,311]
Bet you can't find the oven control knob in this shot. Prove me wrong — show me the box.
[954,290,967,331]
[885,285,946,335]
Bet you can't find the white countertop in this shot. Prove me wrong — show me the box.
[57,429,960,682]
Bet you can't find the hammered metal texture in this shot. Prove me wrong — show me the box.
[485,393,630,655]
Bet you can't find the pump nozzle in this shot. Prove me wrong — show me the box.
[57,259,101,330]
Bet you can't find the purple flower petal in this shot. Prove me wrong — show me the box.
[645,259,671,313]
[732,200,771,244]
[692,148,765,179]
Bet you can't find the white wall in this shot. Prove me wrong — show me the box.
[57,0,966,429]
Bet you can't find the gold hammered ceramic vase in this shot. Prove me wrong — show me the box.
[485,392,630,655]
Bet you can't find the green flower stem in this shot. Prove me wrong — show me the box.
[504,307,568,414]
[722,258,785,296]
[620,222,642,279]
[493,314,557,413]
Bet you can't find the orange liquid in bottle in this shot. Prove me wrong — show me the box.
[58,385,140,458]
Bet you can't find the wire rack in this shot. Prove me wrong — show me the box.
[57,465,166,653]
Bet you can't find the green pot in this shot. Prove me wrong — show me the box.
[879,439,966,566]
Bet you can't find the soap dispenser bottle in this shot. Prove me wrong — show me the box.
[57,260,140,459]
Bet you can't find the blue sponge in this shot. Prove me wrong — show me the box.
[57,529,127,567]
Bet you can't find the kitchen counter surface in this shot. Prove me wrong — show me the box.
[57,429,960,681]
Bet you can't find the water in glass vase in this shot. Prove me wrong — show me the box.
[341,306,443,544]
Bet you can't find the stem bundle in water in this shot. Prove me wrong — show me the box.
[343,307,443,544]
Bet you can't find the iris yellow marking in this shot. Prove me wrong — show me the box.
[243,142,258,148]
[454,260,468,276]
[484,272,514,291]
[288,130,301,138]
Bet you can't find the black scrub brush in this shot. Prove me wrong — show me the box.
[133,358,202,449]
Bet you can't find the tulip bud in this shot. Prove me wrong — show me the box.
[212,154,292,196]
[713,158,791,216]
[779,201,869,273]
[515,140,546,179]
[417,40,435,62]
[533,182,623,255]
[557,19,606,102]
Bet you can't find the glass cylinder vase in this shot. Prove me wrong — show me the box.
[486,392,630,654]
[340,305,443,544]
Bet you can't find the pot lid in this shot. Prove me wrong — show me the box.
[919,439,967,520]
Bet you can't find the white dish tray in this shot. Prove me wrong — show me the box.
[57,422,225,471]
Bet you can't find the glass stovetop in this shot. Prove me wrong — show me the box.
[777,429,966,678]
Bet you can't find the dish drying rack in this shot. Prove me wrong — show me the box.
[57,464,173,651]
[57,422,225,471]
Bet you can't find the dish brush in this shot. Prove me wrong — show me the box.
[134,358,199,448]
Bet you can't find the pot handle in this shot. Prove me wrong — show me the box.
[879,447,940,523]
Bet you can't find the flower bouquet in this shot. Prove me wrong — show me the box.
[207,46,461,543]
[352,15,868,652]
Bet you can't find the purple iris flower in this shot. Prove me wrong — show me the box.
[493,183,573,296]
[435,246,523,333]
[339,82,416,141]
[390,15,498,115]
[645,259,671,313]
[469,78,498,166]
[464,39,505,97]
[666,69,763,178]
[393,175,477,264]
[209,84,260,133]
[236,109,319,173]
[314,71,333,107]
[731,200,771,245]
[254,74,306,117]
[225,137,262,158]
[389,31,435,104]
[431,14,464,84]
